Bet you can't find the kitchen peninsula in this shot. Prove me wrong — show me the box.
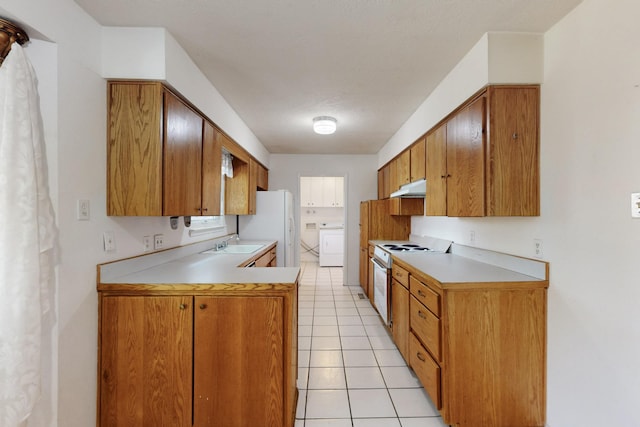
[96,238,300,427]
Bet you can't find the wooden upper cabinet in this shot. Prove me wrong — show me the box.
[202,121,221,216]
[446,96,486,217]
[107,81,225,217]
[378,164,391,199]
[256,161,268,191]
[486,86,540,216]
[410,138,426,183]
[163,91,204,216]
[377,85,539,218]
[425,124,447,216]
[249,158,258,215]
[389,159,398,194]
[107,81,163,216]
[218,131,254,215]
[397,150,411,187]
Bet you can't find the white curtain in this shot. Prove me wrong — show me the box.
[222,151,234,178]
[0,43,58,427]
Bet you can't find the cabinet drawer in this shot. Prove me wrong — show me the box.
[410,276,440,317]
[392,264,409,289]
[410,296,441,361]
[410,333,441,410]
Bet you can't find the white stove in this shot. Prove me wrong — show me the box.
[370,236,452,327]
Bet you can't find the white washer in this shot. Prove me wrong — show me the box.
[318,223,344,267]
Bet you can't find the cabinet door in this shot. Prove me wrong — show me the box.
[425,124,447,216]
[257,162,269,190]
[202,121,221,216]
[359,201,370,247]
[248,158,259,215]
[194,296,284,427]
[322,177,336,207]
[300,177,312,206]
[391,279,410,362]
[99,295,192,427]
[487,86,540,216]
[446,96,486,217]
[410,138,426,183]
[107,82,163,216]
[163,90,204,216]
[397,150,411,187]
[389,159,399,193]
[359,246,369,289]
[329,176,344,207]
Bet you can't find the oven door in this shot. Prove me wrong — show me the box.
[371,257,390,326]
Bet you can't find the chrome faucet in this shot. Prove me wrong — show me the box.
[215,235,238,250]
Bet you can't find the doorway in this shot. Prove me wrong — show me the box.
[299,176,346,269]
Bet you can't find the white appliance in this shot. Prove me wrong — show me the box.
[238,190,295,267]
[318,222,344,267]
[371,246,392,325]
[371,236,452,327]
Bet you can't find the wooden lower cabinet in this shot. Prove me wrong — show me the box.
[193,296,284,426]
[390,279,409,362]
[99,296,192,427]
[98,288,297,427]
[391,258,547,427]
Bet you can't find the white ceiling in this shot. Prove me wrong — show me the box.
[74,0,582,155]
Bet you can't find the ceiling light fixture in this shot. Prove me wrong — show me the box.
[313,116,337,135]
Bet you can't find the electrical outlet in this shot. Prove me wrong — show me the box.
[103,231,116,252]
[143,236,151,252]
[154,234,164,250]
[77,199,90,220]
[534,239,543,258]
[631,192,640,218]
[469,230,476,245]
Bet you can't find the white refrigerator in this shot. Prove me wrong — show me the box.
[238,190,296,267]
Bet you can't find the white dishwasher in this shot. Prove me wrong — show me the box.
[318,223,344,267]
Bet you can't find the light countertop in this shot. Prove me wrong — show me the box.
[392,251,546,285]
[98,239,300,287]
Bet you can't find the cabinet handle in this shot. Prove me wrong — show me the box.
[418,310,427,319]
[440,175,446,179]
[512,132,519,140]
[179,303,187,310]
[199,303,207,310]
[202,207,208,212]
[416,352,426,362]
[418,290,426,297]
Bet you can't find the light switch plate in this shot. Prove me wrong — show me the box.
[103,231,116,252]
[77,199,90,220]
[631,193,640,218]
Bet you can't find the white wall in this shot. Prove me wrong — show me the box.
[269,155,378,286]
[390,1,640,425]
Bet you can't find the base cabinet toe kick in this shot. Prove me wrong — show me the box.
[389,249,549,427]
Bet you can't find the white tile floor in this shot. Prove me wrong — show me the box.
[295,262,449,427]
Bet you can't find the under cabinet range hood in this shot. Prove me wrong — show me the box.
[390,178,426,198]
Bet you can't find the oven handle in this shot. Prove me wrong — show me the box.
[370,257,388,270]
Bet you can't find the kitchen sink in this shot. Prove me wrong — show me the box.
[201,244,264,255]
